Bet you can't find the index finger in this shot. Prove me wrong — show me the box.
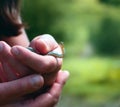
[11,46,60,74]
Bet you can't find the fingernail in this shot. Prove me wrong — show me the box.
[30,75,43,88]
[0,42,3,52]
[11,47,19,55]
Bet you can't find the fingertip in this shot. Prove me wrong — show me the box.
[30,34,58,54]
[0,41,11,61]
[62,70,70,78]
[56,70,70,85]
[11,46,20,56]
[0,41,10,52]
[30,74,44,89]
[59,70,70,79]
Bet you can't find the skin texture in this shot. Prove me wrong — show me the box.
[0,74,44,105]
[0,71,69,107]
[0,34,69,107]
[0,35,63,86]
[0,1,69,106]
[27,42,64,58]
[1,29,30,47]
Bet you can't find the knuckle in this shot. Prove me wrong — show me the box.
[44,57,62,72]
[40,57,56,72]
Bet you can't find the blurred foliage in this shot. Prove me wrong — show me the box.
[62,57,120,106]
[21,0,120,106]
[21,0,72,42]
[99,0,120,6]
[90,16,120,56]
[21,0,120,56]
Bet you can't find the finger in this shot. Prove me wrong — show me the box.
[11,46,60,74]
[27,70,69,107]
[0,41,18,81]
[55,70,70,85]
[0,63,8,82]
[0,74,44,105]
[30,34,58,54]
[0,41,31,81]
[29,34,63,73]
[48,70,70,100]
[43,71,58,86]
[1,62,17,81]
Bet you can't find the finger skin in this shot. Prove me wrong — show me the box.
[10,34,62,86]
[29,34,63,71]
[23,70,69,107]
[30,34,58,54]
[0,41,31,81]
[0,36,62,86]
[0,63,8,82]
[0,41,16,81]
[29,34,63,73]
[11,46,62,86]
[0,71,69,107]
[0,74,44,105]
[11,46,58,74]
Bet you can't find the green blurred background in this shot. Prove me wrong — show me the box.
[21,0,120,107]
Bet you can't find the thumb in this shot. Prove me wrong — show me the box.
[30,34,58,54]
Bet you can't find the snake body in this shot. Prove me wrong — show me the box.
[27,42,64,58]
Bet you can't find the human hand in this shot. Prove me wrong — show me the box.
[11,34,63,86]
[0,34,63,86]
[1,70,69,107]
[0,74,44,106]
[0,41,32,82]
[0,34,69,107]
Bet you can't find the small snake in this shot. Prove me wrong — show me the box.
[27,42,65,58]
